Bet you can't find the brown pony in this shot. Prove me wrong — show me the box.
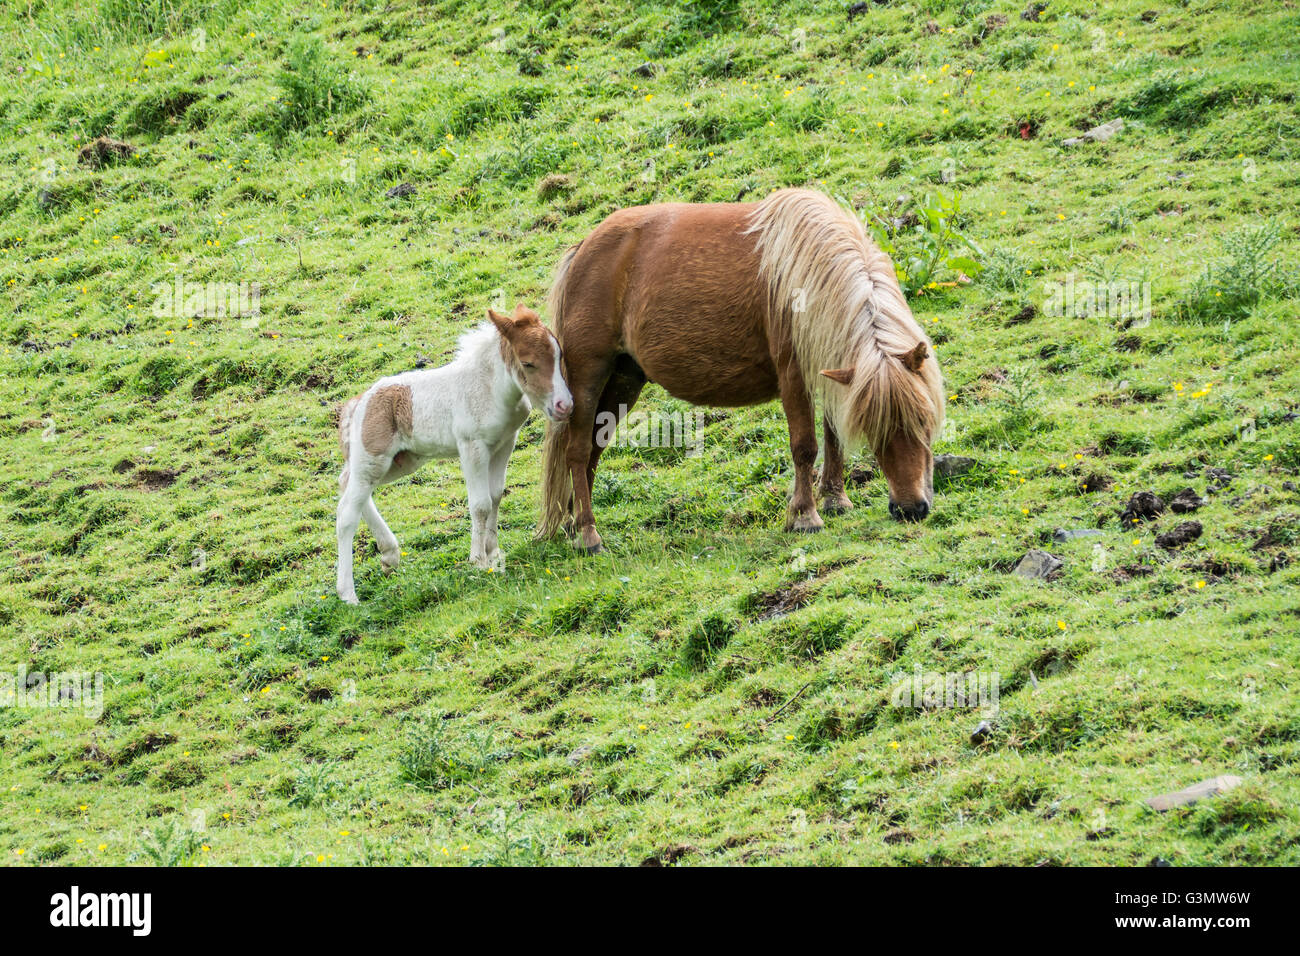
[537,188,945,553]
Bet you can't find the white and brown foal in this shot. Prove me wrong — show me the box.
[336,305,572,604]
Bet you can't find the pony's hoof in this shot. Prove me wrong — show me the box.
[583,542,605,555]
[786,514,824,533]
[338,591,359,605]
[820,493,854,515]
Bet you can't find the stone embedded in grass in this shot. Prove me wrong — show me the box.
[1053,527,1102,543]
[1062,119,1124,147]
[537,173,572,199]
[1143,775,1242,812]
[384,182,416,199]
[846,465,876,486]
[933,454,977,479]
[77,136,135,169]
[1155,521,1203,550]
[1204,467,1234,493]
[1120,491,1164,523]
[883,827,914,844]
[1013,549,1062,580]
[1021,1,1047,21]
[566,744,593,765]
[1169,487,1207,513]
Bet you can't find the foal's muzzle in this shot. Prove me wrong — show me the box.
[546,398,573,423]
[889,500,930,522]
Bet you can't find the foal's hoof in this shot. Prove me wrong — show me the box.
[786,513,824,533]
[820,493,854,515]
[583,542,605,555]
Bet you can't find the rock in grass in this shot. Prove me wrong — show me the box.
[1053,527,1102,543]
[385,182,417,199]
[1155,521,1203,550]
[566,744,593,765]
[934,454,977,479]
[1205,467,1234,492]
[1120,490,1164,523]
[1144,775,1242,812]
[883,827,914,844]
[1021,1,1047,22]
[631,62,659,78]
[1062,118,1123,147]
[537,173,572,199]
[1169,487,1207,513]
[1013,549,1062,579]
[77,136,136,169]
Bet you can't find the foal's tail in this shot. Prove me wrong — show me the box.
[536,244,580,540]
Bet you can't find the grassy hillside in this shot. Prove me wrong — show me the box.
[2,0,1298,865]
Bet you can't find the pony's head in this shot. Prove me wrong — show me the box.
[821,338,944,522]
[489,304,574,423]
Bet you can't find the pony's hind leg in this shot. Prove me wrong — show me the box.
[586,360,646,496]
[818,417,854,515]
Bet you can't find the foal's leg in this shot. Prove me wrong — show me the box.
[362,498,401,573]
[336,470,373,604]
[818,416,854,515]
[777,363,823,533]
[458,439,496,568]
[483,438,513,569]
[366,450,424,573]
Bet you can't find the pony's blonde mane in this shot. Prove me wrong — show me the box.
[745,188,945,454]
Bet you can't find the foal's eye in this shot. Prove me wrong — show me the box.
[522,361,536,369]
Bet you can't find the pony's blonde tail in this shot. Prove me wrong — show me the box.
[536,244,580,540]
[536,419,572,540]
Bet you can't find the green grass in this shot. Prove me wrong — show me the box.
[2,0,1299,866]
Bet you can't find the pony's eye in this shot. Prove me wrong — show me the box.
[522,361,536,369]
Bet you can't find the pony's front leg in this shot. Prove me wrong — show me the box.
[458,439,495,569]
[818,416,854,515]
[777,363,823,533]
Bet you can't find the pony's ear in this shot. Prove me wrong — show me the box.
[900,342,929,373]
[820,367,855,386]
[487,308,514,339]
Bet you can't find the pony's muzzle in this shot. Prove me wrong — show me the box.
[889,499,930,522]
[547,398,573,422]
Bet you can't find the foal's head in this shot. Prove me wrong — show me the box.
[821,340,942,523]
[488,304,574,423]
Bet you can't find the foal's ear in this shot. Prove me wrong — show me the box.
[900,342,929,373]
[487,308,514,339]
[820,367,855,386]
[512,304,541,326]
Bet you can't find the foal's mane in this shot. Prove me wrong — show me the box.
[745,188,945,454]
[454,322,502,364]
